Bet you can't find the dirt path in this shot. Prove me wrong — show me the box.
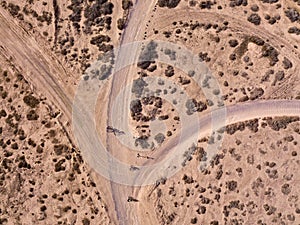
[0,8,74,121]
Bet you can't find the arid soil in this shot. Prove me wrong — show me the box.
[0,0,299,225]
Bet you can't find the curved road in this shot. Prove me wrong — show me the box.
[105,1,300,225]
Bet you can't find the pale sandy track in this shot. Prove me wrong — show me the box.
[104,0,158,224]
[0,9,74,120]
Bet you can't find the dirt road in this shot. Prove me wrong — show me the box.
[105,1,300,225]
[0,8,74,121]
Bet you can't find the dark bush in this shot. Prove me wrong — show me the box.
[226,180,238,191]
[199,52,210,62]
[154,133,165,144]
[229,53,236,60]
[191,218,197,224]
[55,159,66,172]
[260,0,278,3]
[228,39,239,47]
[84,1,113,23]
[282,57,293,69]
[69,6,82,23]
[229,0,247,7]
[27,110,39,120]
[0,109,7,117]
[137,61,151,70]
[97,43,113,52]
[90,34,110,45]
[288,27,300,35]
[23,95,40,108]
[130,99,142,116]
[165,65,175,77]
[250,4,259,11]
[131,78,147,98]
[138,41,158,69]
[247,13,261,25]
[117,18,126,30]
[11,143,18,150]
[122,0,133,10]
[82,218,90,225]
[102,2,114,15]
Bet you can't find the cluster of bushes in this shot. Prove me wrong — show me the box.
[249,87,264,100]
[84,0,113,21]
[7,3,20,17]
[53,0,60,36]
[198,52,211,62]
[288,26,300,35]
[261,43,279,66]
[226,119,259,135]
[265,14,280,25]
[185,98,207,115]
[90,34,110,45]
[199,1,215,9]
[285,8,300,23]
[69,6,82,26]
[226,122,246,135]
[234,35,265,58]
[17,155,31,169]
[164,65,174,77]
[272,70,285,86]
[158,0,181,8]
[27,110,39,120]
[90,35,113,52]
[229,0,248,7]
[37,11,53,25]
[130,99,143,121]
[264,116,299,131]
[81,0,114,33]
[68,0,84,32]
[54,158,66,172]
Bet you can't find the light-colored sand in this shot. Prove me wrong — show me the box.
[0,0,299,224]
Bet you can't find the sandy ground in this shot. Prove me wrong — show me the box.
[0,0,299,225]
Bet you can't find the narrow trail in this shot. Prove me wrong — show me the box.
[0,9,74,125]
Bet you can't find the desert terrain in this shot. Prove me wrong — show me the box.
[0,0,299,225]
